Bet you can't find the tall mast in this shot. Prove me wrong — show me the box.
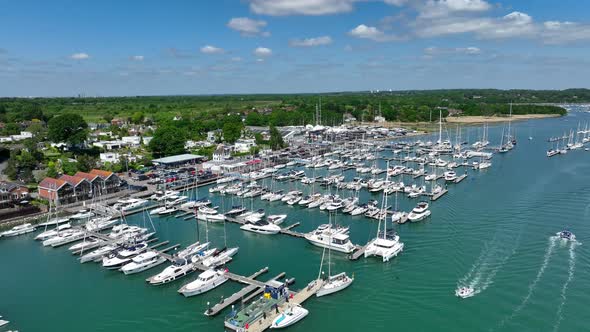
[438,109,443,144]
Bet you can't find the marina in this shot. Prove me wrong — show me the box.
[2,108,590,331]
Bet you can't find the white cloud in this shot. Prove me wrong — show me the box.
[227,17,268,36]
[200,45,225,54]
[253,47,272,57]
[541,21,590,44]
[289,36,333,47]
[419,0,491,18]
[70,52,90,60]
[249,0,358,16]
[424,46,481,56]
[130,55,144,61]
[349,24,402,42]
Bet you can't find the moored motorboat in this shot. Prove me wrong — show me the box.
[178,269,228,297]
[1,223,36,237]
[35,223,71,241]
[407,202,431,222]
[270,304,309,329]
[121,251,167,275]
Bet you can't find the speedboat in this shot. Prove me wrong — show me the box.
[267,214,287,225]
[35,223,71,241]
[316,272,354,297]
[1,223,36,237]
[147,257,198,285]
[121,251,166,275]
[407,202,431,222]
[102,242,149,269]
[455,286,475,299]
[557,230,576,241]
[240,219,281,235]
[270,304,309,329]
[178,269,228,297]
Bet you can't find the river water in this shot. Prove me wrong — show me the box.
[1,109,589,332]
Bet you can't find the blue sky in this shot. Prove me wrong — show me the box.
[1,0,590,96]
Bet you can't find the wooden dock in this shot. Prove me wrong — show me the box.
[431,189,449,201]
[454,174,468,183]
[349,244,368,260]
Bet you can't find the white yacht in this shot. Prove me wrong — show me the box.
[197,213,226,223]
[178,269,228,297]
[270,304,309,329]
[240,219,281,235]
[267,214,287,225]
[147,257,198,285]
[316,272,354,297]
[68,237,103,253]
[80,244,119,263]
[121,251,166,275]
[119,198,148,211]
[1,223,36,237]
[202,247,239,268]
[224,205,247,216]
[407,202,431,222]
[444,170,457,182]
[175,241,210,260]
[42,229,86,247]
[38,216,70,227]
[35,223,71,241]
[455,286,475,299]
[70,209,94,219]
[85,217,118,232]
[305,225,355,254]
[364,234,404,262]
[102,242,149,269]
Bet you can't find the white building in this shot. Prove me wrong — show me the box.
[100,152,121,163]
[212,144,231,162]
[121,136,141,146]
[233,139,256,153]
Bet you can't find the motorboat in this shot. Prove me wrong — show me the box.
[158,207,177,215]
[270,304,309,329]
[240,219,281,235]
[102,242,149,269]
[121,251,167,275]
[305,225,355,254]
[444,171,457,182]
[286,195,302,205]
[85,217,118,232]
[42,229,86,247]
[107,225,147,239]
[147,257,198,285]
[455,286,475,299]
[197,213,226,223]
[407,202,431,222]
[178,269,228,297]
[119,198,149,211]
[268,191,286,202]
[350,204,369,216]
[225,205,247,216]
[391,211,408,224]
[1,223,36,237]
[557,230,576,241]
[316,272,354,297]
[35,223,71,241]
[202,247,239,268]
[267,214,287,225]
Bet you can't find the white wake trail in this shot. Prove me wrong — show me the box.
[498,236,558,327]
[552,241,578,332]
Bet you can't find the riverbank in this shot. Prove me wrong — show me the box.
[446,114,561,124]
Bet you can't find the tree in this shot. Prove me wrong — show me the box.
[269,125,286,151]
[149,125,187,158]
[46,162,58,178]
[77,154,97,173]
[223,121,243,144]
[47,114,88,145]
[2,122,20,136]
[102,112,114,124]
[131,111,145,124]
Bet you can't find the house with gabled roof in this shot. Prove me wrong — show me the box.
[38,178,74,205]
[89,169,121,193]
[59,175,92,202]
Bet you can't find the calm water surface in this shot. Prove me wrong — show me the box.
[1,110,590,332]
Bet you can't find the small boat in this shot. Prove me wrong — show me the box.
[444,171,457,182]
[102,242,149,269]
[407,202,431,222]
[175,241,210,260]
[316,272,354,297]
[0,319,9,328]
[202,247,239,268]
[80,244,119,263]
[121,251,167,275]
[557,230,576,241]
[271,304,309,329]
[42,229,86,247]
[1,223,36,237]
[267,214,287,225]
[178,269,228,297]
[85,217,118,232]
[225,205,247,216]
[70,209,95,219]
[68,237,103,253]
[455,286,475,299]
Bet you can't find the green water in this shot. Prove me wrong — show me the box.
[2,112,590,332]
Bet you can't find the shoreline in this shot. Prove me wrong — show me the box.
[445,114,561,124]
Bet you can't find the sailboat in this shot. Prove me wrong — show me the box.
[316,213,354,297]
[364,164,405,262]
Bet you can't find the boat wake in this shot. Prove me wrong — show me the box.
[497,235,558,328]
[458,232,519,297]
[552,241,580,332]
